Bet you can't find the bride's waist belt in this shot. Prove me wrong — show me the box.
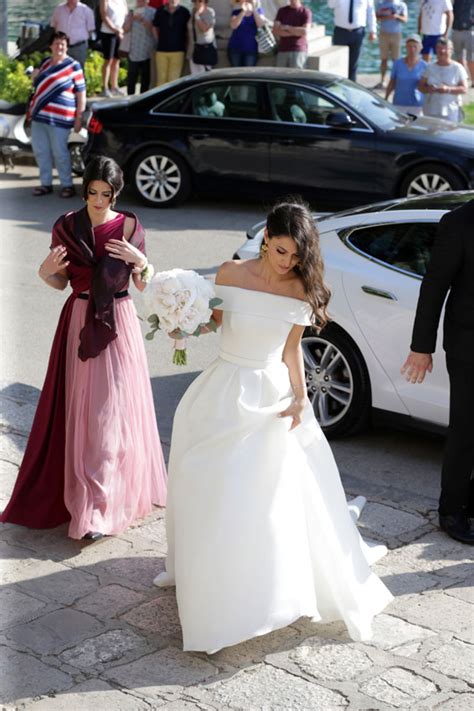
[218,350,283,370]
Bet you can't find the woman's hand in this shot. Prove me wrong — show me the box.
[39,246,70,278]
[105,237,146,269]
[279,398,306,431]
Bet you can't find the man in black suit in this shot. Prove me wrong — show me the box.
[401,198,474,545]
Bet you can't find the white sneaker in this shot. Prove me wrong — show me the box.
[153,571,175,587]
[101,89,112,97]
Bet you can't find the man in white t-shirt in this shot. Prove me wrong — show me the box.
[418,37,468,120]
[418,0,454,61]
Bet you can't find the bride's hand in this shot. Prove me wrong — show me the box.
[279,399,305,431]
[105,237,146,269]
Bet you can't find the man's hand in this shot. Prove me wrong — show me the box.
[368,32,376,41]
[401,351,433,384]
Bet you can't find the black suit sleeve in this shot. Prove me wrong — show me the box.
[410,213,463,354]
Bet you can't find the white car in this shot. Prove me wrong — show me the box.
[235,192,474,437]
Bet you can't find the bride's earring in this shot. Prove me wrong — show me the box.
[260,242,268,256]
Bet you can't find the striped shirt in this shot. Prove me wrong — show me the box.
[31,57,86,129]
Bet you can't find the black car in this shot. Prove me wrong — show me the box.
[83,67,474,208]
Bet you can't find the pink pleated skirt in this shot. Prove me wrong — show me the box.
[64,295,167,539]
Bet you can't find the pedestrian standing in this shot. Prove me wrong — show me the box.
[418,37,468,121]
[28,32,86,198]
[188,0,217,74]
[385,33,426,114]
[401,198,474,546]
[452,0,474,86]
[273,0,312,69]
[374,0,407,88]
[328,0,377,81]
[99,0,129,96]
[148,0,169,85]
[227,0,266,68]
[124,0,155,93]
[418,0,453,62]
[152,0,190,86]
[51,0,96,69]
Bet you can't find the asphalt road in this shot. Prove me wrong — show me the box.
[0,165,444,514]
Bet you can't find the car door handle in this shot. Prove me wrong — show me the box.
[361,285,398,301]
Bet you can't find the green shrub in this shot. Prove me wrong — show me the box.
[0,53,33,103]
[0,50,128,104]
[463,103,474,126]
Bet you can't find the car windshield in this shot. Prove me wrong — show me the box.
[324,79,409,130]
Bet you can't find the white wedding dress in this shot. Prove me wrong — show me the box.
[155,286,393,653]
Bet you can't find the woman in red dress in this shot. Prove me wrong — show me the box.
[1,156,167,539]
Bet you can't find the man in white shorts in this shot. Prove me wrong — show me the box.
[452,0,474,85]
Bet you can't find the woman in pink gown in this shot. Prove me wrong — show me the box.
[1,156,167,539]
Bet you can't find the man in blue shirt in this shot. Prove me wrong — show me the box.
[375,0,408,87]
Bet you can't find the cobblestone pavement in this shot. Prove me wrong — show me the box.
[1,379,473,711]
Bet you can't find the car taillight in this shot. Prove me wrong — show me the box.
[88,115,103,134]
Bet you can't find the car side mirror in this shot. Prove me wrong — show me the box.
[325,110,354,129]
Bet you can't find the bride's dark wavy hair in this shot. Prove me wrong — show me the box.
[266,198,331,330]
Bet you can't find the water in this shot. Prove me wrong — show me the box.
[8,0,419,74]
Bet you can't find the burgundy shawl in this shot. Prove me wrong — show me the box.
[0,209,145,528]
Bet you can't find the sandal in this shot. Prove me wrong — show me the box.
[60,186,76,198]
[32,185,53,196]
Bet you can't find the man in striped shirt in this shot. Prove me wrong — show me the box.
[30,32,86,198]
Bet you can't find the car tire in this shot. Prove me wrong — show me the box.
[69,143,85,176]
[399,163,465,197]
[301,324,371,438]
[130,147,191,208]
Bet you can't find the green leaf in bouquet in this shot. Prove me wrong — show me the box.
[208,318,218,332]
[145,332,156,340]
[147,314,160,327]
[209,297,223,309]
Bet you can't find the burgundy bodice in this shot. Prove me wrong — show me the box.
[65,213,128,295]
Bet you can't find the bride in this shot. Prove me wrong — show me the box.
[154,199,393,654]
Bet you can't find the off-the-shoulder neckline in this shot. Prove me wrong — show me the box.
[216,284,310,307]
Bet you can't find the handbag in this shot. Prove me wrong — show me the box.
[256,24,277,55]
[118,30,131,57]
[192,17,218,67]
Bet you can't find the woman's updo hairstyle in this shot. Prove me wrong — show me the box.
[82,156,124,206]
[266,198,331,330]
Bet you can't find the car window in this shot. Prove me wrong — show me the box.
[188,83,260,119]
[269,84,349,126]
[325,79,407,130]
[153,91,190,114]
[346,222,437,276]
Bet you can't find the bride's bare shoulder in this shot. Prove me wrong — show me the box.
[215,259,255,285]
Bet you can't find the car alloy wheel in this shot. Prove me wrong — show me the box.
[401,163,465,198]
[406,173,452,196]
[131,147,191,207]
[302,336,353,428]
[301,326,371,437]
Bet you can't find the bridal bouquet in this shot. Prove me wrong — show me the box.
[144,268,222,365]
